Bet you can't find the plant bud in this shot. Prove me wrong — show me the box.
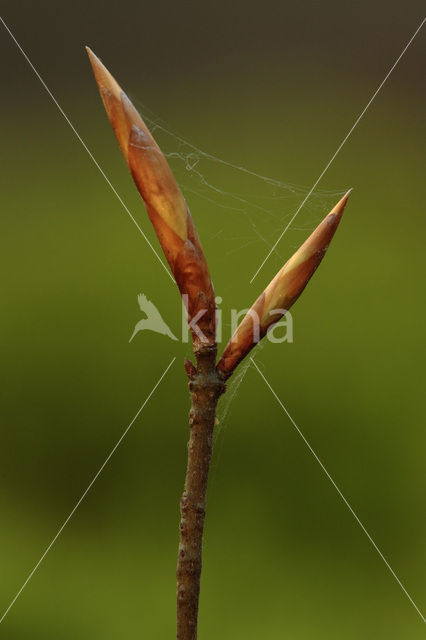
[217,191,351,377]
[86,48,215,350]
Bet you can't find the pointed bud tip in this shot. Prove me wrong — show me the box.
[339,188,353,208]
[85,47,122,98]
[327,188,352,224]
[85,46,97,63]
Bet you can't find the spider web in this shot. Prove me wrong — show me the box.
[210,343,264,474]
[134,101,346,445]
[136,101,346,266]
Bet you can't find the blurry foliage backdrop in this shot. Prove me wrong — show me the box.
[0,1,425,638]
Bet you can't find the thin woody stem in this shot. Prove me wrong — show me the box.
[176,346,226,640]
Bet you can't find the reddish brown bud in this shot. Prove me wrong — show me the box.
[86,48,215,350]
[217,191,351,377]
[184,357,197,380]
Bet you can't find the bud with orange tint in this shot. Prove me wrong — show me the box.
[86,48,215,350]
[216,191,351,377]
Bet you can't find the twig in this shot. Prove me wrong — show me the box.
[177,347,225,639]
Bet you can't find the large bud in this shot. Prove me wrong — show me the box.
[217,191,351,377]
[86,48,215,351]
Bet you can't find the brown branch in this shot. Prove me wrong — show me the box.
[176,346,225,640]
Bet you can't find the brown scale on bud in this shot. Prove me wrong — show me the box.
[86,48,216,351]
[217,191,351,378]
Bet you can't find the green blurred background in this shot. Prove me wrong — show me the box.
[0,1,425,637]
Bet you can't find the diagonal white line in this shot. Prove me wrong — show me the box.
[0,356,176,625]
[250,16,426,283]
[250,357,426,624]
[0,15,173,282]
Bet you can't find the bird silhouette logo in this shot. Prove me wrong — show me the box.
[129,294,178,343]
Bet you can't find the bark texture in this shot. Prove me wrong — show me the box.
[176,347,225,640]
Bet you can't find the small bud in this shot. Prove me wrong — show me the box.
[86,48,215,349]
[184,357,197,380]
[217,191,351,377]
